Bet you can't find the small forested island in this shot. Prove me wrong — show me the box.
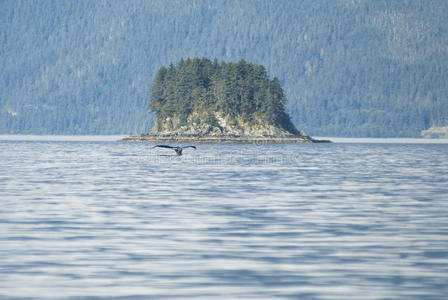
[123,58,329,143]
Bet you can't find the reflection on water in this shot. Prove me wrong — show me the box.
[1,138,448,299]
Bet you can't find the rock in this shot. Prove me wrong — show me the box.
[421,126,448,139]
[150,111,309,139]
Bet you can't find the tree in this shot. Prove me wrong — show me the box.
[149,57,299,134]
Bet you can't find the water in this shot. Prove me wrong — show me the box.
[1,136,448,299]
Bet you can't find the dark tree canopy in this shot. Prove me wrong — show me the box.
[149,58,299,134]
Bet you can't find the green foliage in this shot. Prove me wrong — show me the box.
[203,114,220,128]
[1,0,447,136]
[229,119,237,126]
[150,58,299,134]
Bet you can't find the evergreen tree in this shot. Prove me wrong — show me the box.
[150,58,299,134]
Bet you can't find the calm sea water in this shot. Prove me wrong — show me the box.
[1,136,448,299]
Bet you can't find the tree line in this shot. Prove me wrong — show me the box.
[1,0,447,136]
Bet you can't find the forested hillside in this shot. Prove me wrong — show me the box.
[1,0,447,136]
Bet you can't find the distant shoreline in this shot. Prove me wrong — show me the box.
[1,135,447,144]
[121,136,331,143]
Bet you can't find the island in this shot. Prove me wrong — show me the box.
[123,58,330,143]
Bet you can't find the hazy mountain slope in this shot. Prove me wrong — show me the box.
[1,0,447,136]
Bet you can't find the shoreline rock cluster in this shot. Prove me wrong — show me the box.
[150,111,304,138]
[421,126,448,139]
[129,111,332,143]
[121,134,331,143]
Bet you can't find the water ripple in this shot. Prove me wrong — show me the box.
[0,139,447,299]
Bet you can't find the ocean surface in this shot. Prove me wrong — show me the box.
[1,136,448,299]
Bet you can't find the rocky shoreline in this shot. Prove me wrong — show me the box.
[121,135,331,143]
